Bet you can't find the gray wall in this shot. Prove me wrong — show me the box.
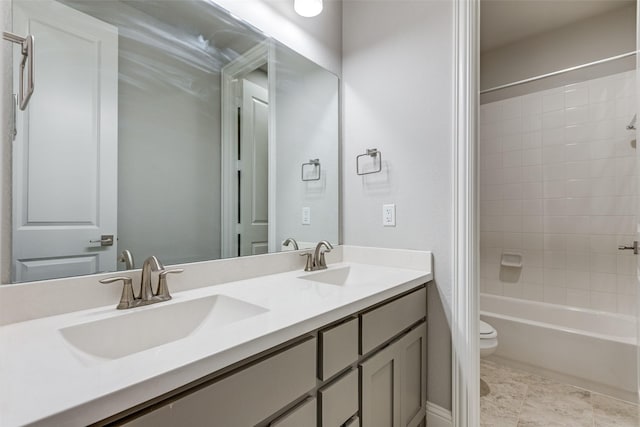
[116,33,222,266]
[481,4,636,102]
[342,0,453,411]
[275,45,339,247]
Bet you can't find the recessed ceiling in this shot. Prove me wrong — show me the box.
[481,0,634,52]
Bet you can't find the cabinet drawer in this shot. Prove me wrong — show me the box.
[123,337,316,427]
[319,317,358,380]
[360,287,426,355]
[319,369,358,427]
[271,397,317,427]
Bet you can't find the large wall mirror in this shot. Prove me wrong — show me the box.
[6,0,339,283]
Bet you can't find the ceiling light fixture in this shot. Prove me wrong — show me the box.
[294,0,323,17]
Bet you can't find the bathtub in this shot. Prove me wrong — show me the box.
[481,293,638,402]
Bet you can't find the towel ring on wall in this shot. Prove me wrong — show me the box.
[356,148,382,175]
[301,158,321,181]
[3,31,35,111]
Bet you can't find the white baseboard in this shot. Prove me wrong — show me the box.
[426,401,453,427]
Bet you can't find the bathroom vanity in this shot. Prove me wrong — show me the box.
[0,246,432,426]
[118,286,426,427]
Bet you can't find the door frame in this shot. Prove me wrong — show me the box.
[221,41,274,258]
[451,0,480,426]
[635,0,640,406]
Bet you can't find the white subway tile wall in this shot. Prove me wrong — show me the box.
[480,70,637,316]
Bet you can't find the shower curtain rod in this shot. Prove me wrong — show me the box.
[480,51,637,95]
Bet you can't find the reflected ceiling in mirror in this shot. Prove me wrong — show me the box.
[7,0,339,283]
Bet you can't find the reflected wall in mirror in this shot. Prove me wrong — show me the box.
[7,0,339,283]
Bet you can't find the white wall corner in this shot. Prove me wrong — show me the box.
[451,0,480,426]
[427,401,454,427]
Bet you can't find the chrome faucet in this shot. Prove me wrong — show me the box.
[282,237,299,250]
[99,256,183,309]
[118,249,135,270]
[313,240,333,270]
[301,240,334,272]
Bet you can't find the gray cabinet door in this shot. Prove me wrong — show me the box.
[360,322,427,427]
[399,324,427,427]
[360,339,401,427]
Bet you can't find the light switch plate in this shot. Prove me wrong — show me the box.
[382,204,395,226]
[302,207,311,225]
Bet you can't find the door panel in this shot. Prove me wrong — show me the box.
[240,78,269,256]
[360,343,400,427]
[399,325,427,427]
[16,256,98,282]
[12,0,118,282]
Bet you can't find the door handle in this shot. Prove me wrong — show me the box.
[90,234,114,247]
[618,241,638,255]
[3,32,34,110]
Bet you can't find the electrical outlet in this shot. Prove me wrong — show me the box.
[302,207,311,225]
[383,204,395,226]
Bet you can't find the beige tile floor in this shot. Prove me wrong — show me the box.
[480,359,639,427]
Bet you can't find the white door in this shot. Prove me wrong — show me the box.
[239,79,269,256]
[12,0,118,282]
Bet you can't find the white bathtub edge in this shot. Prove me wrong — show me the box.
[479,310,635,346]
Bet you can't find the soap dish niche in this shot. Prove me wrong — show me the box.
[501,252,522,268]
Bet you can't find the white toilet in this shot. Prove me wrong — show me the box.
[479,320,498,358]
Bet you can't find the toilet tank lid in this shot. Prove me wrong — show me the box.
[480,320,496,337]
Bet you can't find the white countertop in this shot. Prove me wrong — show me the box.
[0,247,432,426]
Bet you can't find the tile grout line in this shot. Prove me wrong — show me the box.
[590,390,595,427]
[515,381,529,427]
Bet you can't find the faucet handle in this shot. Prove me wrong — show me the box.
[300,252,314,272]
[100,276,135,310]
[156,268,184,300]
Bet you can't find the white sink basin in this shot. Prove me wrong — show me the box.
[60,295,267,360]
[299,266,371,286]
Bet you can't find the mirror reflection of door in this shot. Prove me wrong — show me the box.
[12,0,118,282]
[239,77,269,256]
[220,43,271,259]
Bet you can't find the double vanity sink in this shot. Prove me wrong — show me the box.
[62,264,392,364]
[61,264,380,363]
[0,246,433,426]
